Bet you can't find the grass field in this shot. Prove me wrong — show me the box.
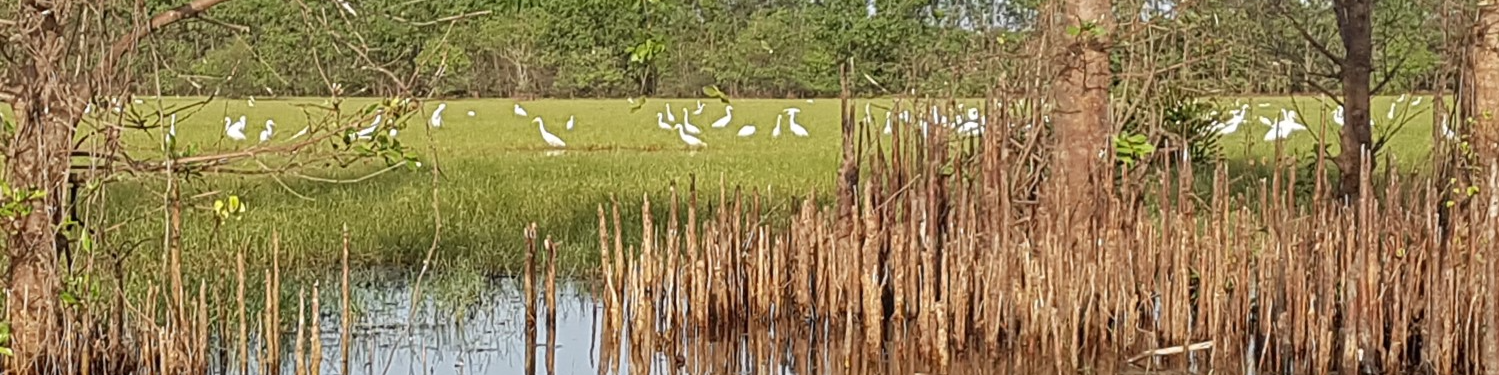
[6,94,1450,277]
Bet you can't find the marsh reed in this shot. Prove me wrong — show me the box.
[592,94,1499,374]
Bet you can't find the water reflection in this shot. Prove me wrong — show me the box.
[217,277,1152,375]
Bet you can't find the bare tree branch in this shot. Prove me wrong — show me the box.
[1274,2,1345,66]
[100,0,240,76]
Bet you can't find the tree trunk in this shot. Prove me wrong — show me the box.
[1474,0,1499,168]
[4,87,81,374]
[1474,3,1499,373]
[1051,0,1114,216]
[1334,0,1376,200]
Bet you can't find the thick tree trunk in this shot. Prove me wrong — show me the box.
[4,90,81,373]
[1334,0,1375,200]
[1474,3,1499,373]
[1475,1,1499,168]
[1051,0,1114,215]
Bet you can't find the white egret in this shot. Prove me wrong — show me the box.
[657,113,672,130]
[665,103,677,122]
[1332,105,1345,126]
[681,109,702,134]
[226,116,248,141]
[785,108,808,137]
[566,115,576,131]
[1212,104,1249,134]
[967,107,981,121]
[773,114,783,138]
[1397,93,1408,102]
[737,124,756,137]
[133,98,144,104]
[1387,101,1397,120]
[247,96,256,107]
[290,126,310,140]
[535,117,566,148]
[711,106,733,128]
[165,114,177,145]
[863,103,874,125]
[430,103,446,128]
[388,128,398,137]
[676,125,707,148]
[693,100,705,115]
[355,112,382,139]
[514,104,528,117]
[1411,96,1424,106]
[1441,116,1457,140]
[467,111,476,117]
[259,120,276,143]
[1263,109,1307,141]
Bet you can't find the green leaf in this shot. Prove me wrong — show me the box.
[1066,25,1081,37]
[702,85,731,104]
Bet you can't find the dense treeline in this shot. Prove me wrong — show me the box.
[103,0,1442,98]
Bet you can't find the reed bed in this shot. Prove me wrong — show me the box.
[592,95,1498,374]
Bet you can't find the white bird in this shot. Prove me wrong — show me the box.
[681,109,701,134]
[665,103,676,122]
[693,100,705,115]
[676,124,707,148]
[863,103,874,125]
[773,114,783,138]
[1441,116,1457,139]
[656,113,672,130]
[1257,103,1270,108]
[535,117,566,148]
[1332,105,1345,126]
[711,106,733,128]
[1387,101,1397,120]
[430,103,446,128]
[967,107,981,121]
[737,124,756,137]
[1263,109,1307,141]
[514,104,528,117]
[785,108,809,137]
[1397,93,1408,102]
[290,126,310,140]
[1411,96,1424,106]
[247,96,256,107]
[467,111,476,117]
[388,128,398,138]
[1213,104,1249,134]
[226,116,247,141]
[356,112,382,139]
[566,115,575,131]
[165,114,177,145]
[259,119,275,143]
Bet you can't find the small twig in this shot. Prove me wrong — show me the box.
[408,10,491,26]
[1126,341,1215,363]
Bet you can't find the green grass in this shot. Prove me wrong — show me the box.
[3,94,1450,280]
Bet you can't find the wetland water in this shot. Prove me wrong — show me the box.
[220,277,1170,375]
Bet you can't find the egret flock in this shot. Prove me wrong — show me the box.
[195,95,1439,152]
[1207,95,1440,142]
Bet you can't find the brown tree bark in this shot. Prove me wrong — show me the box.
[1475,3,1499,373]
[1,0,237,370]
[1051,0,1114,215]
[1333,0,1376,200]
[1475,1,1499,168]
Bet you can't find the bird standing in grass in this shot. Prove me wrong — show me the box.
[226,116,247,141]
[681,109,702,134]
[657,113,672,130]
[536,117,566,148]
[566,115,576,131]
[711,106,733,128]
[773,114,783,138]
[737,124,756,137]
[430,103,446,128]
[785,108,809,137]
[259,119,275,143]
[676,124,707,148]
[514,104,528,117]
[693,100,705,115]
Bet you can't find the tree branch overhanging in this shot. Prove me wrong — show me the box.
[99,0,240,77]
